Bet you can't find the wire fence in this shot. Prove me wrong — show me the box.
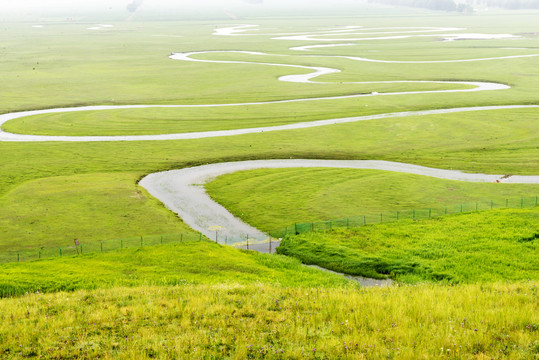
[2,195,538,264]
[0,232,204,265]
[268,195,539,238]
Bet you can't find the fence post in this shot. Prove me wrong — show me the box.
[38,250,41,259]
[346,218,349,228]
[460,204,463,213]
[311,223,314,232]
[60,247,62,257]
[363,216,366,225]
[269,237,272,253]
[246,235,249,250]
[215,232,218,243]
[17,252,19,262]
[181,233,183,242]
[380,214,383,223]
[100,241,103,253]
[225,236,228,245]
[80,245,83,255]
[294,223,297,234]
[140,236,143,248]
[199,233,202,241]
[444,207,447,215]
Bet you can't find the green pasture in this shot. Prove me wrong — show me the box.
[1,14,539,116]
[0,8,538,359]
[0,172,200,253]
[0,282,537,359]
[276,207,539,283]
[0,241,351,298]
[206,167,539,230]
[1,106,538,250]
[0,12,537,260]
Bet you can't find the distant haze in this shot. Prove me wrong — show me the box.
[0,0,365,13]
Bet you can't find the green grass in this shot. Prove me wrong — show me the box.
[0,11,539,359]
[0,15,539,251]
[1,106,538,250]
[276,207,539,283]
[0,240,352,298]
[0,173,196,253]
[206,167,539,230]
[0,282,537,359]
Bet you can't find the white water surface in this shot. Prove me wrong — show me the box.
[1,105,536,142]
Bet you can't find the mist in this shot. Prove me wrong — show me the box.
[0,0,370,21]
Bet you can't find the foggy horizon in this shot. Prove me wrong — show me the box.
[0,0,371,20]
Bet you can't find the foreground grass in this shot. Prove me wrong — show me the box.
[277,207,539,283]
[0,241,351,298]
[0,282,537,359]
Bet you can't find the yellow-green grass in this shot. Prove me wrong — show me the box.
[206,167,539,230]
[0,282,537,359]
[0,241,351,298]
[276,207,539,283]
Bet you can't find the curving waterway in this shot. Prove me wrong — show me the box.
[139,159,539,245]
[1,25,537,142]
[3,25,538,273]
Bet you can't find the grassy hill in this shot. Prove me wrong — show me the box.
[276,207,539,283]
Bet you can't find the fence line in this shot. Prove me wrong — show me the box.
[0,232,204,265]
[2,195,538,264]
[268,195,539,239]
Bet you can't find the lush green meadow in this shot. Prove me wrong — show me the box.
[206,167,539,230]
[276,207,539,283]
[1,7,539,359]
[1,13,539,249]
[0,241,351,298]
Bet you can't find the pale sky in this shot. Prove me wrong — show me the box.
[0,0,363,12]
[0,0,369,20]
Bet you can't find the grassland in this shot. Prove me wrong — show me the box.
[0,106,538,251]
[206,167,539,230]
[1,14,539,249]
[0,241,351,297]
[276,207,539,283]
[1,8,539,359]
[0,282,537,359]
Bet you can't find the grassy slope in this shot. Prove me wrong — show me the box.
[0,282,537,359]
[0,173,199,252]
[276,207,539,283]
[0,241,351,298]
[206,167,539,230]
